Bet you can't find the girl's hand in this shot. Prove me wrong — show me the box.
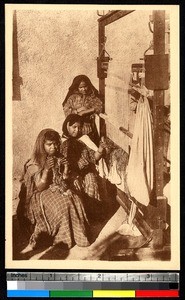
[63,173,69,180]
[44,156,55,171]
[99,136,107,151]
[99,142,107,152]
[60,156,68,165]
[77,107,94,116]
[78,110,87,116]
[95,138,107,161]
[63,163,69,180]
[77,106,86,113]
[73,176,82,191]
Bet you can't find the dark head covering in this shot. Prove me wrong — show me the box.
[62,75,99,107]
[62,114,83,137]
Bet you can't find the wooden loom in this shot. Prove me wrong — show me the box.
[97,10,170,249]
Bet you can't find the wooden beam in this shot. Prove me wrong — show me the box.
[98,22,105,99]
[98,22,106,136]
[152,11,168,247]
[153,11,166,201]
[98,10,134,27]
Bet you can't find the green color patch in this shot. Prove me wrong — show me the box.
[50,290,93,298]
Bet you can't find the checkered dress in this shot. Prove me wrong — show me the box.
[61,140,101,201]
[21,161,90,249]
[29,189,90,249]
[63,93,102,137]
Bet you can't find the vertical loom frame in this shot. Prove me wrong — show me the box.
[97,10,168,247]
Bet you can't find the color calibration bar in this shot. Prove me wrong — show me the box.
[7,289,179,298]
[7,272,179,298]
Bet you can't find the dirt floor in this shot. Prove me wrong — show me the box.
[12,177,119,260]
[12,178,171,261]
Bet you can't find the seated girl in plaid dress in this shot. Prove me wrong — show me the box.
[17,129,90,254]
[61,114,107,205]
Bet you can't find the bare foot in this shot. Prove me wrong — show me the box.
[20,244,34,254]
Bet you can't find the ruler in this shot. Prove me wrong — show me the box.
[7,272,179,282]
[6,272,179,298]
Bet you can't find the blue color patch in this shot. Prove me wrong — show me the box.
[7,290,49,297]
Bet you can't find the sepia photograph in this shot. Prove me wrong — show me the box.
[5,4,179,269]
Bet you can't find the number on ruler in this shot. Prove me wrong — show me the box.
[146,274,151,280]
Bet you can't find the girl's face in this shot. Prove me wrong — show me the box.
[78,81,88,95]
[67,122,81,138]
[44,140,58,156]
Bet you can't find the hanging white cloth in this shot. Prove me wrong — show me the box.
[79,135,109,178]
[126,95,153,206]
